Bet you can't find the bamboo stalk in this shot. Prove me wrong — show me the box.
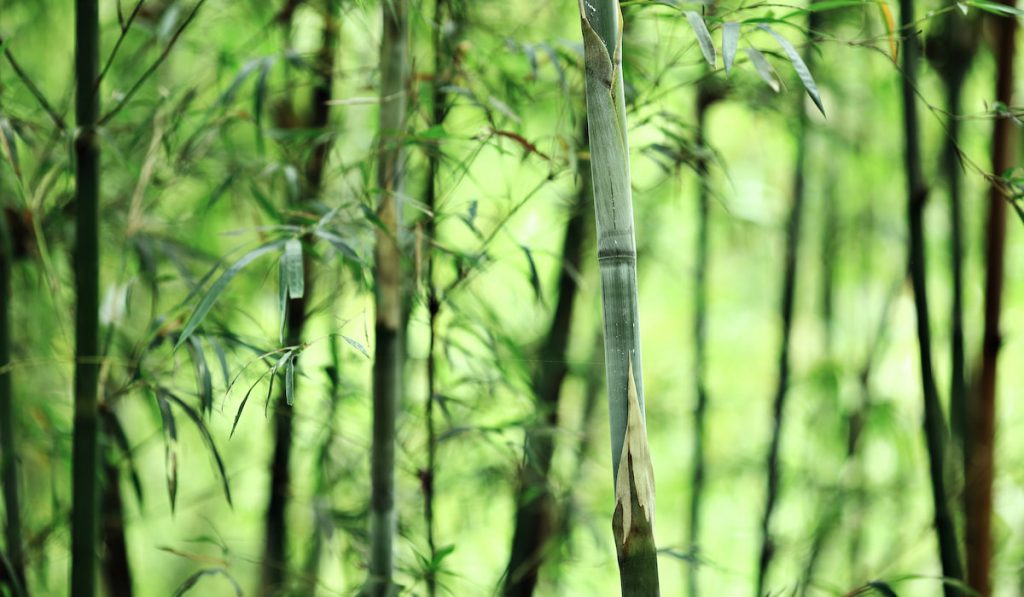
[99,456,132,597]
[897,0,965,592]
[688,67,722,597]
[367,0,408,592]
[576,2,660,593]
[422,2,462,593]
[71,0,102,594]
[755,13,816,593]
[0,216,26,595]
[505,128,591,596]
[966,8,1016,596]
[261,2,339,592]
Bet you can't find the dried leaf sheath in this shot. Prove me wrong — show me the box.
[578,1,660,593]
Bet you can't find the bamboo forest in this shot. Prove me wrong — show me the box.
[1,0,1023,595]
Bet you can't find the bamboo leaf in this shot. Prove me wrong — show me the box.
[343,335,370,359]
[185,335,214,416]
[218,58,262,107]
[278,256,288,344]
[722,22,740,75]
[253,58,272,129]
[171,568,243,597]
[876,1,898,61]
[154,392,178,512]
[520,244,543,303]
[0,117,20,181]
[685,11,716,69]
[868,581,899,596]
[100,408,144,505]
[313,229,362,263]
[231,368,272,437]
[757,24,826,116]
[284,353,295,406]
[207,335,232,389]
[965,0,1024,15]
[161,390,233,506]
[744,47,781,92]
[176,239,288,349]
[284,238,304,299]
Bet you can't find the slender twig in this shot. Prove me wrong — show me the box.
[0,37,67,131]
[99,0,208,126]
[94,0,147,94]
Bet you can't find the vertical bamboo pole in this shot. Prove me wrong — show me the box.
[422,2,462,593]
[71,0,101,595]
[966,8,1016,596]
[367,0,408,592]
[576,2,660,593]
[0,217,26,594]
[755,13,817,593]
[898,0,965,592]
[505,128,590,596]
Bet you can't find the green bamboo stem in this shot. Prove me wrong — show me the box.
[755,15,815,593]
[688,70,722,597]
[0,215,26,595]
[897,0,965,593]
[367,0,408,593]
[262,2,338,592]
[71,0,101,595]
[505,129,590,596]
[577,2,660,594]
[966,8,1016,596]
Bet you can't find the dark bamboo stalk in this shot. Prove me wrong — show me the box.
[99,457,132,597]
[367,0,408,592]
[261,3,338,592]
[422,2,462,593]
[505,135,590,597]
[897,1,965,592]
[755,18,815,594]
[965,8,1016,596]
[71,0,102,594]
[927,10,978,480]
[0,216,26,595]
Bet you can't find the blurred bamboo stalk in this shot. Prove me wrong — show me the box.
[755,12,816,594]
[897,0,965,593]
[966,7,1016,596]
[505,125,590,596]
[71,0,102,595]
[577,1,660,593]
[0,214,26,595]
[366,0,408,592]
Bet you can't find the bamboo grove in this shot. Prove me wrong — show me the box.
[0,0,1022,595]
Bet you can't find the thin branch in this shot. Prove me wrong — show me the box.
[94,0,147,94]
[0,37,67,131]
[98,0,208,126]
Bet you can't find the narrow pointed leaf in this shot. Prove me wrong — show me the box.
[745,47,780,92]
[162,390,233,506]
[757,24,825,116]
[185,335,214,415]
[177,239,288,349]
[685,11,717,69]
[155,392,179,512]
[876,1,898,61]
[284,354,295,406]
[722,22,740,75]
[284,238,304,299]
